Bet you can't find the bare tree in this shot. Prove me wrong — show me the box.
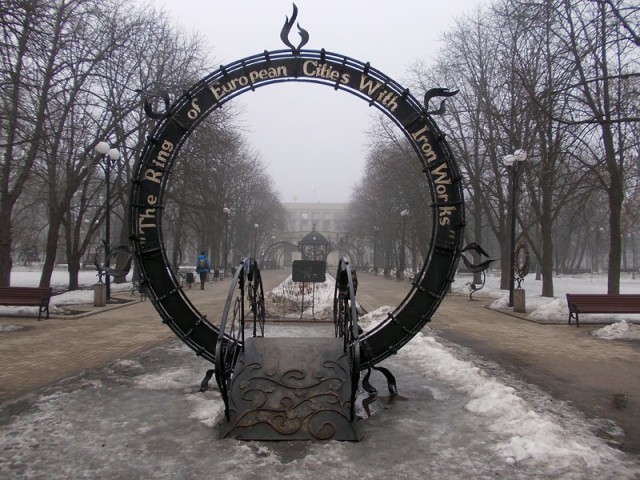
[34,0,145,288]
[411,10,528,291]
[0,0,63,286]
[347,117,433,279]
[409,0,639,296]
[164,119,285,270]
[551,0,639,293]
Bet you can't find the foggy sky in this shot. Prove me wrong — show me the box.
[158,0,481,202]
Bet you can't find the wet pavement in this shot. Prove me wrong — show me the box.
[0,271,639,479]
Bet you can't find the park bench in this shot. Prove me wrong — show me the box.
[0,286,53,321]
[566,293,640,327]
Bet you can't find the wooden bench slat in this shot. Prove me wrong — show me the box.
[566,293,640,327]
[0,299,47,304]
[0,287,53,320]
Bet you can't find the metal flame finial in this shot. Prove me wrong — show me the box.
[280,3,309,53]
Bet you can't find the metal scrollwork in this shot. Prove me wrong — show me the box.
[247,260,266,337]
[514,234,530,289]
[138,90,171,119]
[423,88,459,116]
[94,244,133,284]
[460,242,496,300]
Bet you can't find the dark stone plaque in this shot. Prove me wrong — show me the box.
[292,260,326,283]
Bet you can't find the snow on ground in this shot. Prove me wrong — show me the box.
[453,271,640,339]
[0,267,133,317]
[2,268,640,477]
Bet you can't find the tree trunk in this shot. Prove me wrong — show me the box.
[540,222,555,297]
[539,167,555,297]
[67,255,81,291]
[113,223,130,284]
[607,161,623,294]
[0,205,13,286]
[39,211,63,288]
[472,174,484,285]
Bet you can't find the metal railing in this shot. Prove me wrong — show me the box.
[333,257,361,421]
[215,258,265,419]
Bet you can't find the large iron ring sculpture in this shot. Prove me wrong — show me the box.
[130,40,464,371]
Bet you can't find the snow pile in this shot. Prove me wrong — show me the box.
[525,297,568,322]
[268,274,336,319]
[359,304,395,333]
[0,323,23,332]
[593,320,640,340]
[399,327,624,469]
[132,366,199,391]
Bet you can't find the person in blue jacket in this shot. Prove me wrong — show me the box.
[195,251,211,290]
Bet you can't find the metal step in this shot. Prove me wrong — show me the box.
[223,336,359,441]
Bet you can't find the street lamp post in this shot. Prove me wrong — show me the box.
[373,226,379,275]
[95,141,120,302]
[253,223,259,259]
[223,207,231,276]
[399,210,409,281]
[503,149,527,308]
[632,232,637,280]
[270,235,276,268]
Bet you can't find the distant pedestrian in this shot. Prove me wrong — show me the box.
[195,251,211,290]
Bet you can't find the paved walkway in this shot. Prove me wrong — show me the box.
[0,270,290,403]
[1,270,639,454]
